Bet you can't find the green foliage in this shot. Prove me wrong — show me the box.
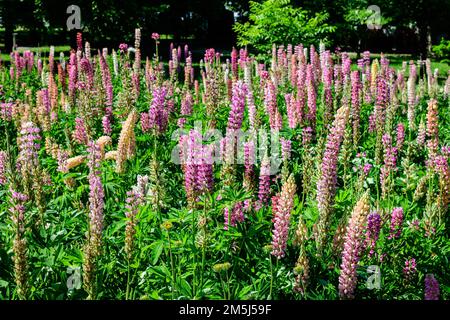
[233,0,335,58]
[432,38,450,63]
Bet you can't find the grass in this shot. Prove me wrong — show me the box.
[1,45,71,62]
[348,52,450,79]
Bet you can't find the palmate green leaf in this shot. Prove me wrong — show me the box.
[151,240,165,265]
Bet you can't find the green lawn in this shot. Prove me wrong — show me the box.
[1,45,71,62]
[348,52,449,79]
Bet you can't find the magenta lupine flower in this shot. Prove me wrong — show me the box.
[432,155,450,209]
[99,53,114,106]
[388,207,404,239]
[183,130,201,204]
[407,62,417,128]
[257,156,271,206]
[125,187,144,217]
[296,63,306,123]
[306,64,316,130]
[285,93,297,129]
[80,58,94,89]
[323,64,333,124]
[316,105,349,240]
[224,207,230,230]
[333,64,342,96]
[417,122,427,146]
[271,175,296,259]
[351,70,361,142]
[309,45,319,80]
[247,89,256,129]
[426,99,439,157]
[302,127,313,146]
[403,258,417,281]
[151,33,160,40]
[339,193,370,299]
[224,201,245,230]
[0,103,13,121]
[196,145,214,194]
[57,149,69,173]
[148,86,169,133]
[73,117,88,145]
[280,138,292,161]
[264,81,280,131]
[424,274,440,300]
[243,140,255,190]
[124,185,145,258]
[140,112,151,133]
[17,122,41,173]
[375,75,388,129]
[365,212,381,257]
[68,64,77,99]
[239,48,248,69]
[362,162,372,175]
[178,91,193,128]
[368,113,376,133]
[227,81,247,130]
[119,43,128,53]
[231,47,238,79]
[102,115,112,135]
[342,53,351,80]
[37,59,43,76]
[87,140,104,246]
[396,123,405,149]
[0,151,7,185]
[380,134,398,195]
[204,48,215,64]
[441,145,450,157]
[42,89,50,115]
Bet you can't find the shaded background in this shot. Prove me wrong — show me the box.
[0,0,449,58]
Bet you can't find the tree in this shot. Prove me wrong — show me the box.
[233,0,335,58]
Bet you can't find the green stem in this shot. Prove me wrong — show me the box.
[226,271,231,300]
[192,209,197,298]
[167,231,176,299]
[125,259,131,300]
[269,255,273,299]
[200,196,208,289]
[219,273,226,299]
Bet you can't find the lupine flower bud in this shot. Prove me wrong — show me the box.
[178,91,193,128]
[227,81,247,130]
[124,185,145,260]
[396,123,405,150]
[271,174,296,258]
[424,274,440,300]
[403,258,417,281]
[73,117,88,145]
[0,151,7,185]
[243,140,256,192]
[83,140,104,299]
[316,104,350,248]
[257,155,271,207]
[116,109,138,173]
[339,192,370,299]
[388,207,404,239]
[280,138,292,162]
[426,99,439,157]
[102,115,112,136]
[10,190,29,299]
[365,211,381,257]
[351,71,361,144]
